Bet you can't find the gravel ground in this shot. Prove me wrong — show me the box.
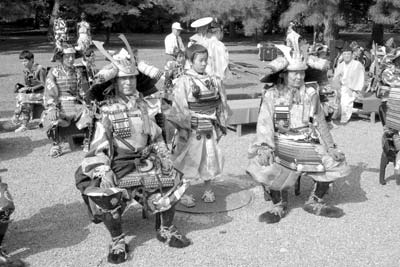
[1,36,400,267]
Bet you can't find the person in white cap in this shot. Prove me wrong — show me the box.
[188,17,213,48]
[164,22,185,58]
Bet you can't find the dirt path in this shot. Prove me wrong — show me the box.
[1,36,399,267]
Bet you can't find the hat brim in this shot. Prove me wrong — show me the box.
[172,26,183,30]
[191,17,213,28]
[287,64,308,71]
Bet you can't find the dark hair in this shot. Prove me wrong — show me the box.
[83,49,94,58]
[185,44,208,62]
[19,50,34,60]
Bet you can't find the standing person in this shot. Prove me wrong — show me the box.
[247,44,350,224]
[188,17,213,48]
[286,22,301,51]
[75,46,191,264]
[75,12,92,52]
[164,22,185,59]
[332,43,365,124]
[206,20,230,81]
[167,44,229,207]
[44,44,91,157]
[51,10,67,62]
[13,50,47,133]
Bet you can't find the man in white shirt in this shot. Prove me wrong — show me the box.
[332,43,365,124]
[164,22,185,57]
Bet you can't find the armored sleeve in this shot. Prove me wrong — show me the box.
[44,68,60,108]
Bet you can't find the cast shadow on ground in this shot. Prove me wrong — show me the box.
[287,162,369,212]
[0,111,15,119]
[0,74,14,78]
[229,49,258,55]
[117,173,257,262]
[0,136,48,161]
[225,83,259,89]
[0,41,53,55]
[6,201,91,259]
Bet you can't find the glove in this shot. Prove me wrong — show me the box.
[328,147,345,162]
[19,87,32,93]
[257,147,274,166]
[47,108,58,121]
[99,170,117,189]
[160,157,173,173]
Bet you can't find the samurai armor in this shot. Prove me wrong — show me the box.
[16,92,43,104]
[117,166,182,190]
[60,99,79,118]
[190,117,214,134]
[386,87,400,131]
[274,135,325,172]
[274,106,290,129]
[107,107,131,138]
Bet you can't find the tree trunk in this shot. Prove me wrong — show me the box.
[323,17,338,49]
[34,8,40,29]
[105,27,111,45]
[229,21,236,38]
[47,0,60,41]
[371,23,384,46]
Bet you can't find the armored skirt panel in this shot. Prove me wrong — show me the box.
[172,71,224,181]
[386,87,400,131]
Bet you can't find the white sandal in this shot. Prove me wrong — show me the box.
[180,194,196,208]
[201,190,216,203]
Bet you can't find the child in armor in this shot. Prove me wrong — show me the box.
[13,50,47,133]
[167,44,229,207]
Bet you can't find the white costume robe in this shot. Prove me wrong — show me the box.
[333,59,365,123]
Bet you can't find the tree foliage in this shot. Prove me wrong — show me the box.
[369,0,400,25]
[155,0,276,36]
[279,0,344,44]
[0,0,32,22]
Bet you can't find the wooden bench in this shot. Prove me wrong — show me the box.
[228,98,261,136]
[353,95,382,123]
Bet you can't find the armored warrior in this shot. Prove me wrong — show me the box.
[247,44,351,224]
[13,50,47,133]
[44,44,91,157]
[167,44,229,207]
[75,41,191,264]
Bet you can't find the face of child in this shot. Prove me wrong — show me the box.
[20,58,34,70]
[191,52,208,74]
[85,53,95,65]
[63,53,75,67]
[176,54,185,65]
